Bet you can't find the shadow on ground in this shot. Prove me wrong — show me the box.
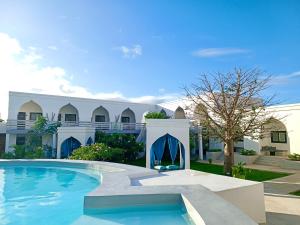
[266,212,300,225]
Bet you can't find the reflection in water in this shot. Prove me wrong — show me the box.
[55,169,77,188]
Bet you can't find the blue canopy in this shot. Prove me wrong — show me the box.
[167,135,178,164]
[86,137,93,146]
[150,134,185,169]
[61,137,81,158]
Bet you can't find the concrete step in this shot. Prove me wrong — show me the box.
[254,156,286,166]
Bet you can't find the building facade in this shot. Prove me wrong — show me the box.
[1,91,299,160]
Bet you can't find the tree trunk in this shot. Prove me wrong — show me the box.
[224,139,234,175]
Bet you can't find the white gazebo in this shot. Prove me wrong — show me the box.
[146,119,190,169]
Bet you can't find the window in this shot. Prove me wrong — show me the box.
[30,112,42,121]
[16,135,26,145]
[65,114,76,122]
[58,114,61,121]
[17,112,26,120]
[121,116,130,123]
[271,131,287,143]
[95,115,105,122]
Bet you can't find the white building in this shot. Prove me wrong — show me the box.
[161,98,300,158]
[0,91,299,164]
[0,92,190,166]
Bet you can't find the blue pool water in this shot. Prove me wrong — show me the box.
[0,166,99,225]
[0,166,193,225]
[81,205,194,225]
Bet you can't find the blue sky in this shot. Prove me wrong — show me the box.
[0,0,300,118]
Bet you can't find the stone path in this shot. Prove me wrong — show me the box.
[261,170,300,225]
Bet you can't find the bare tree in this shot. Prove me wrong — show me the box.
[185,68,274,175]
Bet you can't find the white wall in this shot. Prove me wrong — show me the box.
[146,119,190,169]
[56,127,95,158]
[259,104,300,154]
[7,91,163,123]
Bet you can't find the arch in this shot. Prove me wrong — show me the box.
[150,133,185,169]
[86,137,93,146]
[260,117,289,153]
[58,103,79,123]
[174,106,186,119]
[121,108,136,123]
[18,100,43,120]
[60,137,81,158]
[92,106,110,122]
[160,109,167,116]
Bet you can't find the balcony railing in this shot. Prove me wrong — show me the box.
[5,120,145,133]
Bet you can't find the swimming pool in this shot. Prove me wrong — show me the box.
[0,165,193,225]
[0,166,99,225]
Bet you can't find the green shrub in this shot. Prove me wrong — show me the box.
[0,145,46,159]
[288,153,300,161]
[144,111,169,119]
[13,145,26,158]
[0,152,15,159]
[208,158,212,164]
[208,148,222,152]
[232,162,250,179]
[95,132,143,161]
[240,149,256,156]
[70,143,124,162]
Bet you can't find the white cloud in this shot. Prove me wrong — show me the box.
[0,33,176,120]
[271,71,300,85]
[48,45,58,51]
[192,48,249,58]
[114,44,142,58]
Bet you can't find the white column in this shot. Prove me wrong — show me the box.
[146,139,151,168]
[184,141,190,169]
[5,134,10,152]
[198,126,203,160]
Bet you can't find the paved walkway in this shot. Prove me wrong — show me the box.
[260,168,300,225]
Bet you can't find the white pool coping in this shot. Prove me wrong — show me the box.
[0,159,262,225]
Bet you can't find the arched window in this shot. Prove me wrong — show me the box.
[18,101,43,121]
[121,108,136,123]
[92,106,110,122]
[58,103,79,123]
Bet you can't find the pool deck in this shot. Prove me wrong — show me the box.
[0,159,265,225]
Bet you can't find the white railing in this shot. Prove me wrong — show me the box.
[6,120,145,132]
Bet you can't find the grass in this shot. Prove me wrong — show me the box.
[289,190,300,196]
[126,158,291,182]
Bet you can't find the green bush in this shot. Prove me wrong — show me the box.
[208,148,222,152]
[0,145,45,159]
[288,153,300,161]
[0,152,15,159]
[240,149,256,156]
[70,143,124,162]
[144,112,169,119]
[232,162,250,179]
[95,132,143,161]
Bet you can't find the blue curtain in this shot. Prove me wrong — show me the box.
[86,137,93,146]
[180,143,185,168]
[168,135,178,164]
[155,136,167,164]
[150,145,156,168]
[61,137,81,158]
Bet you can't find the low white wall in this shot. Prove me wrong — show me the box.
[234,153,259,165]
[217,182,266,224]
[57,127,95,158]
